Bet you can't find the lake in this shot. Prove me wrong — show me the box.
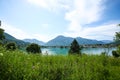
[41,47,116,55]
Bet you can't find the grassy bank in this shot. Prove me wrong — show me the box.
[0,46,120,80]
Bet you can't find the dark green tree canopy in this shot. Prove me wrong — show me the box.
[6,42,17,50]
[0,28,5,40]
[26,43,41,54]
[69,39,81,55]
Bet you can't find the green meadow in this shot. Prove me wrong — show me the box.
[0,46,120,80]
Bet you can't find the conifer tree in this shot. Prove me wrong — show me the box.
[69,39,81,55]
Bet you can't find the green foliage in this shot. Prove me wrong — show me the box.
[26,43,41,53]
[112,50,119,57]
[0,28,5,40]
[5,42,17,50]
[116,45,120,53]
[114,24,120,41]
[112,45,120,57]
[0,46,120,80]
[69,39,81,55]
[113,24,120,57]
[114,32,120,41]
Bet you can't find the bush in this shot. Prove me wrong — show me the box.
[112,50,120,58]
[1,45,120,80]
[5,42,17,50]
[26,43,41,53]
[116,45,120,54]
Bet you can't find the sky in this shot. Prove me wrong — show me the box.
[0,0,120,42]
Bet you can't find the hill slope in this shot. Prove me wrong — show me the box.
[3,33,29,46]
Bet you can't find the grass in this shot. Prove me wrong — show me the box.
[0,46,120,80]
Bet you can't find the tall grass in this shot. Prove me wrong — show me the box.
[0,46,120,80]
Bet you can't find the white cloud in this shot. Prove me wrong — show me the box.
[27,0,71,12]
[65,0,105,32]
[64,23,120,40]
[27,0,108,36]
[33,34,55,42]
[1,22,31,39]
[2,0,118,41]
[27,0,105,25]
[1,22,55,42]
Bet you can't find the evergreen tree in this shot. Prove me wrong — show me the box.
[69,39,81,55]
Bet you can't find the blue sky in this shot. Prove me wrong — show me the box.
[0,0,120,42]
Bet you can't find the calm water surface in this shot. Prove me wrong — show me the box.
[41,47,116,55]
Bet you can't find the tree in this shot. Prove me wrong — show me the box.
[0,28,5,40]
[114,24,120,41]
[26,43,41,54]
[6,42,17,50]
[69,39,81,55]
[0,21,5,41]
[112,24,120,57]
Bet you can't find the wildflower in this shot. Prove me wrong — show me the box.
[0,53,3,56]
[32,66,35,69]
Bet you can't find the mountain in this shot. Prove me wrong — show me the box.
[76,37,104,45]
[101,40,113,43]
[3,33,111,47]
[109,40,120,46]
[4,33,17,40]
[45,35,105,46]
[3,33,29,46]
[23,39,45,45]
[45,35,73,46]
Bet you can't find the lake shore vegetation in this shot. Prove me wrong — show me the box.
[0,45,120,80]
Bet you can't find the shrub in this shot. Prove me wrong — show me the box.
[5,42,17,50]
[116,45,120,54]
[112,50,120,58]
[26,43,41,53]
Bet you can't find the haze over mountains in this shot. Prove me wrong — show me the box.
[23,39,45,45]
[4,33,112,46]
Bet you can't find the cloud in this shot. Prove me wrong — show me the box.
[1,21,60,42]
[65,0,105,32]
[1,22,55,42]
[33,34,54,42]
[27,0,71,12]
[27,0,108,35]
[1,22,31,39]
[2,0,118,41]
[64,23,120,40]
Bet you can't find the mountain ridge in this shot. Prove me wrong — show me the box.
[23,39,45,45]
[45,35,108,46]
[3,33,113,46]
[3,33,29,46]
